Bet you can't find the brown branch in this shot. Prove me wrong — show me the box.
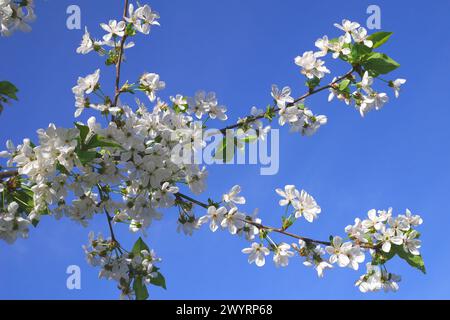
[104,208,123,253]
[0,169,18,181]
[175,192,333,247]
[219,68,355,134]
[113,0,130,108]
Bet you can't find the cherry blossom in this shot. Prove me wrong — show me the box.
[0,1,421,299]
[242,242,270,267]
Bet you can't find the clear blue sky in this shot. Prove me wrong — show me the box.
[1,0,449,299]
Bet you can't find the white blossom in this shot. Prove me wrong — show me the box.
[294,51,330,79]
[271,85,294,109]
[375,227,404,253]
[326,236,352,267]
[292,190,321,222]
[328,36,351,59]
[222,185,246,206]
[391,78,406,98]
[140,73,165,102]
[403,230,421,256]
[314,35,329,57]
[100,20,126,41]
[334,19,360,43]
[199,206,227,232]
[77,27,95,54]
[0,201,31,243]
[273,242,294,267]
[242,242,270,267]
[275,185,299,207]
[220,207,245,235]
[351,27,373,47]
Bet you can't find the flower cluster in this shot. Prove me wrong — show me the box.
[259,18,406,144]
[0,201,30,243]
[0,0,421,299]
[198,185,260,240]
[190,184,319,268]
[276,185,321,222]
[292,207,423,291]
[0,0,35,36]
[83,232,162,299]
[273,18,407,118]
[76,4,159,57]
[356,263,401,293]
[270,85,327,136]
[323,20,406,117]
[193,184,423,293]
[230,185,324,270]
[295,51,330,80]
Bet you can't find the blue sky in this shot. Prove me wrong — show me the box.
[1,0,450,299]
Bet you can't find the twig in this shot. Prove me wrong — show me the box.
[175,192,332,246]
[219,68,355,134]
[113,0,130,108]
[0,170,18,181]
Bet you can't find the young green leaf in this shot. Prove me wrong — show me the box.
[367,31,393,49]
[75,123,90,145]
[76,150,98,165]
[214,138,235,163]
[132,237,150,254]
[362,52,400,76]
[0,81,19,101]
[85,134,121,150]
[350,43,372,63]
[395,246,426,274]
[306,77,321,91]
[338,79,351,91]
[371,248,396,265]
[149,271,167,290]
[133,277,149,300]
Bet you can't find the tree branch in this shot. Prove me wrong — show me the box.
[175,192,333,246]
[113,0,130,108]
[219,68,355,134]
[0,169,18,181]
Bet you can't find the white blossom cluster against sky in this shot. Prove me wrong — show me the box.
[0,0,450,299]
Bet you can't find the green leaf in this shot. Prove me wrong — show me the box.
[133,277,149,300]
[12,189,34,211]
[350,43,372,63]
[237,129,258,144]
[149,271,167,290]
[395,246,426,274]
[281,215,295,230]
[338,79,351,91]
[214,138,235,163]
[76,150,98,165]
[85,134,121,150]
[259,229,268,240]
[75,123,90,145]
[241,135,258,143]
[362,52,400,76]
[0,81,19,101]
[367,31,393,49]
[371,248,396,265]
[306,77,321,90]
[132,237,150,254]
[56,162,70,175]
[10,186,47,227]
[264,105,276,121]
[373,245,426,274]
